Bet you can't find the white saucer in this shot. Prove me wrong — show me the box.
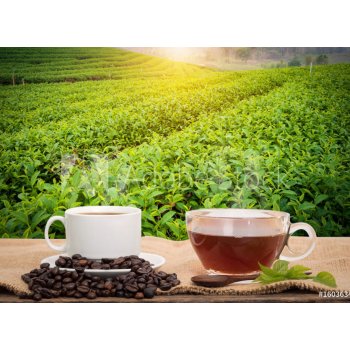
[40,253,166,278]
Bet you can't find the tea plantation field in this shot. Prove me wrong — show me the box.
[0,48,349,238]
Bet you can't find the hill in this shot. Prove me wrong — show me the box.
[0,47,349,238]
[0,47,209,84]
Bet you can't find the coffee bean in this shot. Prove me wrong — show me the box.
[115,283,123,291]
[22,274,31,283]
[40,288,52,298]
[63,271,72,278]
[96,282,105,289]
[71,271,79,280]
[74,267,85,273]
[157,271,168,278]
[143,287,156,298]
[81,280,90,287]
[131,265,141,272]
[115,290,125,297]
[36,279,46,287]
[33,293,42,301]
[125,285,138,293]
[66,290,76,297]
[124,291,134,298]
[135,292,144,299]
[47,279,55,288]
[159,283,172,291]
[53,282,62,290]
[51,290,60,297]
[90,262,101,269]
[62,277,73,284]
[77,275,84,283]
[136,267,149,275]
[131,259,142,266]
[21,254,180,301]
[120,261,132,269]
[65,283,76,291]
[40,263,50,269]
[104,281,114,290]
[51,266,59,275]
[137,283,146,290]
[56,258,66,267]
[77,286,90,294]
[118,275,127,283]
[87,291,97,299]
[112,257,125,265]
[125,277,136,285]
[101,290,111,297]
[78,259,89,267]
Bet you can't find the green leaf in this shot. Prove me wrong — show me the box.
[218,180,232,191]
[256,260,337,287]
[272,260,289,274]
[313,272,337,288]
[31,210,50,229]
[255,274,287,284]
[159,211,176,226]
[314,194,329,205]
[281,190,297,197]
[286,265,311,279]
[299,201,316,211]
[148,190,164,198]
[30,171,40,187]
[258,263,278,277]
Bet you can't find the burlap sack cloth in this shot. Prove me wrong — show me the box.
[0,237,349,297]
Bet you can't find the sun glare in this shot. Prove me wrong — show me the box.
[164,47,193,61]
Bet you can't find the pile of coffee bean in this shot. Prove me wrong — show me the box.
[54,254,152,270]
[20,256,180,301]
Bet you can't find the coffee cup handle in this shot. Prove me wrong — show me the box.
[280,222,317,262]
[44,216,67,252]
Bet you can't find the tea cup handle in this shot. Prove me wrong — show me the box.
[280,222,317,262]
[44,216,67,252]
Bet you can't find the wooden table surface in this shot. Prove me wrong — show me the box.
[1,286,349,303]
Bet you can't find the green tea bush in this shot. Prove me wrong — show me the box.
[0,47,349,239]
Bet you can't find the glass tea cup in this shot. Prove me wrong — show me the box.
[186,209,316,276]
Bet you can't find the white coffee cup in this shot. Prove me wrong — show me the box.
[44,206,141,259]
